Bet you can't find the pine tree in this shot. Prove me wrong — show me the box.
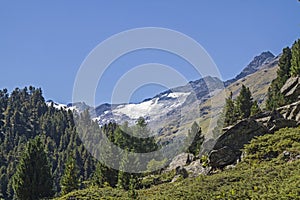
[291,39,300,76]
[266,47,292,110]
[117,149,131,190]
[186,121,204,155]
[224,92,237,126]
[60,155,80,195]
[12,136,53,200]
[250,100,261,116]
[278,47,292,83]
[236,85,253,119]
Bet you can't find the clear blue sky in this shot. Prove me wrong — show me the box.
[0,1,299,105]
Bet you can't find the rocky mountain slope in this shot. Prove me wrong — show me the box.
[53,51,279,144]
[224,51,275,86]
[88,52,279,138]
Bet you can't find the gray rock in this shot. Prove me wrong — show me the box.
[278,100,300,121]
[208,119,269,168]
[212,119,268,151]
[208,146,238,168]
[167,153,194,171]
[199,138,216,156]
[269,118,298,132]
[183,160,211,177]
[280,76,300,101]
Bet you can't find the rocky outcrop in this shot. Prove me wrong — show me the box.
[206,74,300,169]
[167,153,194,171]
[209,146,237,168]
[278,100,300,122]
[280,76,300,100]
[253,110,298,132]
[208,119,269,168]
[183,160,211,177]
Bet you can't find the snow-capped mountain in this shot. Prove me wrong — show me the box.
[94,91,192,126]
[46,100,77,111]
[47,51,279,139]
[92,76,224,135]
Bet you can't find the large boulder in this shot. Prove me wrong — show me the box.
[269,118,298,132]
[253,110,283,129]
[278,100,300,122]
[212,119,268,151]
[167,153,194,171]
[183,160,211,177]
[280,76,300,100]
[208,119,268,168]
[208,146,237,168]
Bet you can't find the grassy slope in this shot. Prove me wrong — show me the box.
[56,127,300,200]
[197,64,278,137]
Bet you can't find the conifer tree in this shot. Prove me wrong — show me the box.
[291,39,300,76]
[117,149,131,190]
[60,155,80,195]
[278,47,292,83]
[12,136,53,200]
[266,47,292,110]
[250,100,261,116]
[236,85,253,119]
[186,121,204,155]
[224,92,237,126]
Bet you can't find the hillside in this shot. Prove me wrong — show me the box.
[197,56,279,137]
[55,127,300,199]
[1,39,299,200]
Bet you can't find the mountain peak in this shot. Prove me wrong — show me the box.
[225,51,276,86]
[247,51,275,70]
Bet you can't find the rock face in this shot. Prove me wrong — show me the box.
[183,160,210,177]
[278,100,300,122]
[253,110,298,132]
[208,119,269,168]
[167,153,194,171]
[212,119,268,151]
[280,76,300,100]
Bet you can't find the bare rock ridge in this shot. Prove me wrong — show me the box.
[224,51,276,86]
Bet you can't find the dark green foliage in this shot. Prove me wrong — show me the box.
[235,85,253,119]
[117,150,130,190]
[60,155,80,195]
[224,92,237,126]
[128,175,138,199]
[266,47,292,110]
[250,100,261,116]
[266,83,286,110]
[91,118,159,190]
[223,86,257,127]
[185,121,204,155]
[290,39,300,76]
[12,136,53,200]
[244,127,300,162]
[278,47,293,83]
[56,127,300,200]
[0,87,97,199]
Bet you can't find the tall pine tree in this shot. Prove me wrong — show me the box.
[266,47,292,110]
[291,39,300,76]
[224,92,237,126]
[236,85,253,119]
[60,155,80,195]
[12,136,53,200]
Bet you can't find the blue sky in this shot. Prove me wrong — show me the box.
[0,1,299,105]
